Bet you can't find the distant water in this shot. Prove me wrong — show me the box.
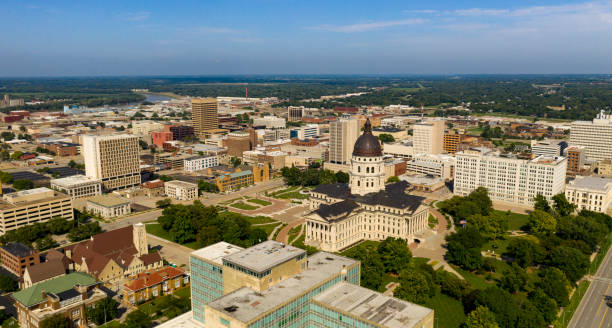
[144,94,173,103]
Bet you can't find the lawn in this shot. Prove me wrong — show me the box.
[467,126,484,135]
[138,286,192,321]
[288,224,303,244]
[292,235,318,255]
[261,222,283,237]
[247,198,272,206]
[481,237,512,255]
[424,292,467,328]
[451,264,495,290]
[556,280,591,328]
[428,214,438,229]
[248,216,278,225]
[276,192,309,200]
[230,202,259,210]
[270,186,300,196]
[98,321,123,328]
[492,209,529,231]
[145,223,199,249]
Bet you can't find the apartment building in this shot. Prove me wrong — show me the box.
[566,145,586,177]
[566,176,612,213]
[443,131,461,154]
[0,243,40,277]
[159,240,433,328]
[192,98,218,139]
[184,155,219,172]
[413,120,445,154]
[455,148,567,207]
[82,134,141,191]
[165,180,198,201]
[0,188,73,235]
[50,175,102,199]
[570,110,612,161]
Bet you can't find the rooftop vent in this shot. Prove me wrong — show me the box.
[224,305,238,312]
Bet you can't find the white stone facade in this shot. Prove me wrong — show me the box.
[565,176,612,214]
[165,180,198,201]
[349,155,385,196]
[50,175,102,199]
[570,110,612,161]
[184,156,218,172]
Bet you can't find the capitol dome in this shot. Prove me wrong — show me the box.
[352,118,382,157]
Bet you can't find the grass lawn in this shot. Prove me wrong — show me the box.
[288,224,303,244]
[230,202,259,210]
[261,222,283,237]
[276,191,309,200]
[99,321,123,328]
[482,237,512,255]
[174,286,191,300]
[272,223,287,240]
[556,280,591,328]
[590,234,612,274]
[145,223,199,249]
[424,292,467,328]
[248,216,278,225]
[467,126,484,135]
[270,186,300,196]
[451,264,495,290]
[292,235,318,255]
[247,198,272,206]
[428,214,438,229]
[493,209,529,231]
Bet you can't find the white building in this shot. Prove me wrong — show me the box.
[413,120,444,155]
[50,175,102,199]
[325,118,360,174]
[405,154,455,180]
[383,141,414,159]
[82,134,141,191]
[184,156,219,172]
[86,195,131,219]
[165,180,198,201]
[565,176,612,214]
[305,119,429,252]
[531,140,562,157]
[290,124,320,139]
[454,148,567,207]
[252,116,286,129]
[570,110,612,161]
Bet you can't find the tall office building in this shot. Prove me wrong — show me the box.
[455,148,567,206]
[413,120,444,154]
[570,110,612,161]
[82,134,141,191]
[192,98,218,139]
[328,118,360,165]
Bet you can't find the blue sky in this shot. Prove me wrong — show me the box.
[1,0,612,76]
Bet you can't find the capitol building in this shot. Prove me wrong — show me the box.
[305,119,430,252]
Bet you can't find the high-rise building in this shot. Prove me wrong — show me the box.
[225,131,253,158]
[82,134,141,191]
[252,116,286,129]
[168,124,195,140]
[566,145,586,177]
[455,148,567,206]
[570,110,612,161]
[192,98,218,139]
[287,106,303,121]
[443,131,461,154]
[413,120,444,154]
[328,118,360,165]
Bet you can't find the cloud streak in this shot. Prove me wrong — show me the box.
[307,18,427,33]
[119,11,150,22]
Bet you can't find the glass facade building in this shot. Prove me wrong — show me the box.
[190,255,224,324]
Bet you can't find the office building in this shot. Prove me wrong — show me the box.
[12,273,107,328]
[287,106,304,121]
[565,176,612,213]
[82,134,141,191]
[328,118,360,166]
[406,154,455,180]
[443,131,461,154]
[152,131,173,147]
[566,145,586,177]
[192,98,218,139]
[290,124,320,139]
[165,180,198,201]
[50,175,102,199]
[0,188,73,235]
[531,140,562,157]
[226,131,253,158]
[168,124,195,140]
[215,164,269,192]
[132,121,165,136]
[184,155,219,172]
[413,120,444,154]
[86,195,131,218]
[454,148,567,207]
[570,110,612,161]
[252,116,286,129]
[383,141,414,159]
[0,243,40,277]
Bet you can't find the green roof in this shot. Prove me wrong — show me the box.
[12,272,97,307]
[229,170,252,178]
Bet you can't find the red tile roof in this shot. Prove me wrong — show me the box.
[124,266,185,292]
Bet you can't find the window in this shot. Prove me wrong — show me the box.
[220,318,230,326]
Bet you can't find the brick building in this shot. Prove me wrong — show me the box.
[0,243,40,277]
[152,131,173,147]
[122,266,189,306]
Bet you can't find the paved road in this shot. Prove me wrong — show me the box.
[568,242,612,328]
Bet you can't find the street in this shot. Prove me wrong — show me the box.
[568,243,612,328]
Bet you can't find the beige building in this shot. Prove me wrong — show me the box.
[455,148,567,207]
[192,98,218,139]
[165,180,198,201]
[50,175,102,199]
[0,188,73,235]
[406,153,456,180]
[383,141,414,159]
[327,118,360,166]
[82,134,141,191]
[86,195,131,218]
[413,119,445,155]
[570,110,612,161]
[566,176,612,214]
[598,160,612,178]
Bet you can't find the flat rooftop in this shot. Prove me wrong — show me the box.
[154,312,200,328]
[166,180,197,188]
[190,242,244,265]
[86,195,130,207]
[222,240,306,273]
[569,176,612,191]
[313,282,432,328]
[207,252,358,324]
[51,175,101,187]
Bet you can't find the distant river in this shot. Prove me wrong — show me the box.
[143,93,173,103]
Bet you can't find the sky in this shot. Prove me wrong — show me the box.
[1,0,612,76]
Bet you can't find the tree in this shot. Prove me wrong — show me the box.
[529,289,558,324]
[386,176,400,184]
[504,237,544,268]
[467,213,508,240]
[138,139,148,150]
[159,175,174,182]
[552,193,576,217]
[499,263,529,293]
[377,237,412,274]
[156,198,172,208]
[395,270,431,304]
[467,187,493,216]
[525,210,556,234]
[537,268,571,307]
[230,157,242,167]
[438,270,472,301]
[548,246,589,282]
[0,150,9,161]
[474,286,518,328]
[281,165,301,186]
[0,171,12,183]
[40,313,71,328]
[12,179,34,190]
[335,171,349,183]
[198,180,219,193]
[67,222,102,242]
[124,309,152,328]
[47,216,73,235]
[446,241,483,271]
[36,235,57,251]
[533,194,551,213]
[87,297,119,325]
[464,306,499,328]
[10,151,23,160]
[0,132,15,141]
[377,133,395,143]
[0,274,17,292]
[170,214,196,244]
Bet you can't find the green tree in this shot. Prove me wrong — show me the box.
[159,175,174,182]
[499,263,529,293]
[335,171,349,183]
[36,235,57,251]
[467,213,508,240]
[552,193,576,217]
[537,268,571,307]
[46,216,73,235]
[377,237,412,274]
[12,179,34,190]
[526,210,557,234]
[40,313,71,328]
[533,194,552,213]
[474,286,518,328]
[156,198,172,208]
[1,132,15,141]
[86,297,119,325]
[319,169,337,185]
[548,246,589,282]
[464,306,499,328]
[504,237,544,268]
[230,157,242,167]
[386,176,400,184]
[281,165,301,186]
[170,214,196,244]
[198,180,219,193]
[10,151,23,160]
[0,171,12,183]
[124,309,152,328]
[528,289,558,324]
[377,133,395,143]
[138,139,148,150]
[395,270,431,304]
[67,222,102,242]
[0,274,18,292]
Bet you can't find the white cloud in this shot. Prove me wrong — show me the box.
[454,8,509,16]
[119,11,150,22]
[307,19,427,33]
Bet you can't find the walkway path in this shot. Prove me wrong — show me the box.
[276,219,305,244]
[290,224,305,245]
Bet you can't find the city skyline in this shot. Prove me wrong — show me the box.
[2,0,612,76]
